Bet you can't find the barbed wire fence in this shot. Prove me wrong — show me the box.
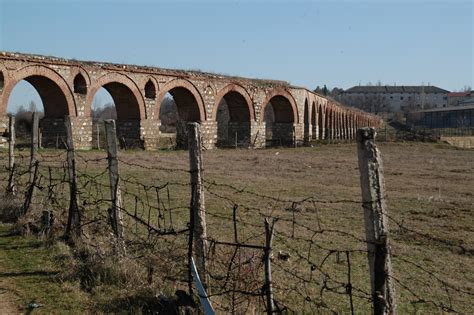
[0,116,472,314]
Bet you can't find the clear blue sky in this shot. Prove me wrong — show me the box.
[0,0,472,111]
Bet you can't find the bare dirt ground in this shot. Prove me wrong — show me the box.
[0,284,19,314]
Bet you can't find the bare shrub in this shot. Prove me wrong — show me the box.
[0,194,23,222]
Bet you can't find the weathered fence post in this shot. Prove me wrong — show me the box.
[104,120,125,247]
[64,116,81,240]
[7,116,16,195]
[264,218,276,315]
[234,131,238,149]
[187,122,208,289]
[293,125,297,148]
[97,123,100,150]
[356,127,396,315]
[29,111,39,181]
[38,127,42,149]
[22,161,39,215]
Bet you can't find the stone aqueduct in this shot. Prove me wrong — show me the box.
[0,52,381,149]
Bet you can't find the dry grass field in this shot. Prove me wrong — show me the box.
[0,141,473,313]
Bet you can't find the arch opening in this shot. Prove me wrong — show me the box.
[91,87,116,120]
[159,92,178,133]
[145,80,156,99]
[73,74,87,95]
[318,105,324,139]
[325,107,332,140]
[159,86,202,148]
[311,102,317,140]
[91,81,142,148]
[216,91,251,148]
[263,95,295,146]
[0,71,4,92]
[6,76,72,148]
[303,99,310,144]
[91,87,116,149]
[6,80,44,147]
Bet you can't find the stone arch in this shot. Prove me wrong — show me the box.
[348,112,354,139]
[70,67,91,87]
[1,64,76,117]
[212,83,255,121]
[261,88,298,146]
[73,73,87,95]
[259,88,298,123]
[86,72,146,119]
[341,111,347,139]
[303,98,310,143]
[311,101,317,140]
[155,78,206,122]
[337,108,344,139]
[144,77,158,99]
[0,67,5,93]
[213,83,255,147]
[325,106,334,140]
[337,109,342,139]
[203,81,217,96]
[318,104,324,139]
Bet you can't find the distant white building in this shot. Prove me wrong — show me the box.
[339,85,450,114]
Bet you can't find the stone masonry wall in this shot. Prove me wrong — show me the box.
[0,52,381,150]
[70,116,93,150]
[0,116,8,148]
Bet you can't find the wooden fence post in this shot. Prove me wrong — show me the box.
[22,161,39,215]
[234,131,238,149]
[64,116,81,240]
[264,218,276,315]
[97,123,100,150]
[38,127,42,149]
[356,127,396,315]
[7,116,16,195]
[293,125,297,148]
[29,111,39,181]
[187,122,208,289]
[104,120,125,246]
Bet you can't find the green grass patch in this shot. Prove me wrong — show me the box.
[0,223,90,313]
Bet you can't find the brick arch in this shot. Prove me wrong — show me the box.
[259,88,299,123]
[341,111,347,138]
[325,105,334,127]
[0,64,6,94]
[1,64,76,117]
[318,103,325,139]
[155,78,206,122]
[310,101,317,139]
[212,83,255,121]
[203,80,217,96]
[144,76,159,99]
[70,67,91,87]
[86,72,146,119]
[303,97,309,122]
[311,101,317,125]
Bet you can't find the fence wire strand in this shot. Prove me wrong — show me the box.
[0,147,471,314]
